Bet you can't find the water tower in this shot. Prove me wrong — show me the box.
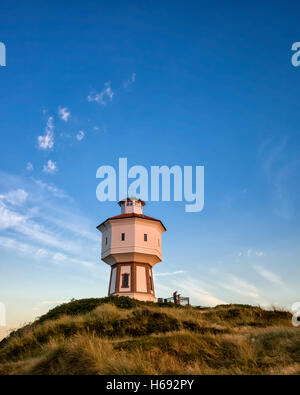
[97,197,166,302]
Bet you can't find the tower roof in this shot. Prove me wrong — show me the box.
[97,213,166,231]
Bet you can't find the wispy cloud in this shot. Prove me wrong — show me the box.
[87,82,114,105]
[236,249,264,262]
[259,137,286,174]
[0,171,99,269]
[155,270,185,276]
[34,180,68,199]
[169,277,226,306]
[52,252,67,262]
[0,236,43,255]
[35,248,48,258]
[219,274,260,299]
[76,130,85,141]
[43,160,57,174]
[58,107,71,122]
[0,198,27,230]
[0,233,97,270]
[258,137,299,219]
[254,265,286,288]
[0,189,28,205]
[1,177,92,247]
[26,162,33,172]
[240,249,264,257]
[124,72,136,88]
[38,117,54,150]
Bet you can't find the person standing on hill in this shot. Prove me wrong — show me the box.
[173,291,177,304]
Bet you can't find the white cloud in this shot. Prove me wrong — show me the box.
[35,248,48,258]
[0,189,30,230]
[170,277,226,306]
[258,137,298,220]
[43,160,57,174]
[238,249,264,258]
[53,252,67,262]
[254,265,285,288]
[0,189,28,205]
[38,117,54,150]
[0,231,96,269]
[155,271,226,306]
[124,72,136,88]
[26,162,33,172]
[16,221,77,253]
[34,180,67,199]
[219,274,260,299]
[0,236,41,255]
[58,107,71,122]
[87,82,114,105]
[0,205,25,230]
[76,130,85,141]
[155,270,185,276]
[0,206,94,257]
[0,171,99,277]
[155,283,173,293]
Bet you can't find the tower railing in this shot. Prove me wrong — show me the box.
[158,296,190,306]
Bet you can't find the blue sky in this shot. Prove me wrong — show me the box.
[1,1,300,336]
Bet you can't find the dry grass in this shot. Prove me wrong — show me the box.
[0,298,299,375]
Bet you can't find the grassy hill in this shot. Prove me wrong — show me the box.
[0,296,299,375]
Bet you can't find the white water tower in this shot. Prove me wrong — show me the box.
[97,198,166,302]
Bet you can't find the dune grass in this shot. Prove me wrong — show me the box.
[0,297,299,375]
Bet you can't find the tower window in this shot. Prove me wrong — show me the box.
[105,237,108,245]
[144,234,147,242]
[122,273,129,288]
[121,233,125,241]
[149,270,153,291]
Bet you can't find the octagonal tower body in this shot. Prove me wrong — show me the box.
[97,198,166,302]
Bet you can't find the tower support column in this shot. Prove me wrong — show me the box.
[108,262,155,302]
